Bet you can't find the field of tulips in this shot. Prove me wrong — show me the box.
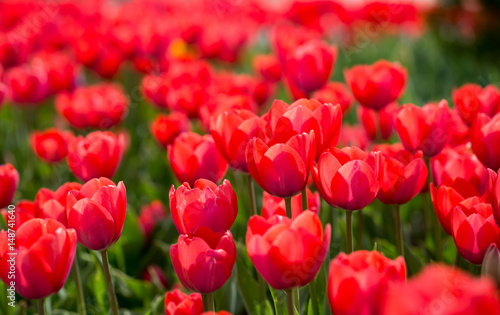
[2,0,500,314]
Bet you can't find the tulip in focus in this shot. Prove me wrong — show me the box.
[0,163,19,209]
[151,112,191,149]
[30,128,74,163]
[164,289,203,315]
[471,113,500,171]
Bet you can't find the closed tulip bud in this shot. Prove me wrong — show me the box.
[5,64,48,104]
[170,228,236,293]
[481,244,500,288]
[358,102,397,141]
[312,147,383,210]
[0,218,77,299]
[0,163,19,209]
[253,54,282,82]
[453,83,500,126]
[328,250,406,315]
[345,60,407,110]
[168,132,228,186]
[395,100,452,157]
[261,188,320,219]
[312,82,354,114]
[138,200,168,240]
[30,128,74,163]
[0,200,35,231]
[151,112,191,149]
[31,51,79,95]
[66,177,127,251]
[169,179,237,234]
[34,182,82,226]
[471,113,500,170]
[164,289,203,315]
[67,131,126,182]
[246,211,331,289]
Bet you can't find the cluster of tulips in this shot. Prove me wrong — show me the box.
[1,0,500,314]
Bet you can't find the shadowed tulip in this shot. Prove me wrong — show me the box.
[0,164,19,209]
[312,82,353,114]
[34,182,82,226]
[151,112,191,149]
[358,102,397,141]
[453,83,500,126]
[138,200,168,240]
[0,200,35,231]
[164,289,203,315]
[262,188,320,219]
[253,54,282,82]
[471,113,500,171]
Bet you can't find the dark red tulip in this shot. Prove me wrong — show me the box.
[151,112,191,149]
[253,54,282,82]
[453,83,500,126]
[311,82,354,114]
[210,109,266,172]
[374,144,427,205]
[358,102,397,141]
[66,177,127,251]
[0,164,19,209]
[30,128,74,163]
[262,188,320,219]
[312,147,383,210]
[246,211,331,289]
[490,169,500,228]
[395,100,452,157]
[141,265,168,289]
[246,131,315,198]
[5,64,47,104]
[67,131,126,182]
[471,113,500,170]
[164,289,203,315]
[138,200,168,240]
[168,132,228,186]
[345,60,407,110]
[169,179,237,234]
[34,182,82,226]
[0,218,76,299]
[30,51,79,95]
[0,200,35,231]
[170,228,236,293]
[327,250,406,315]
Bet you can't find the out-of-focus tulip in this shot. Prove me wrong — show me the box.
[0,200,35,231]
[141,265,168,289]
[0,83,6,107]
[482,244,500,288]
[253,54,282,82]
[449,108,471,146]
[312,147,383,210]
[200,93,258,131]
[30,128,74,163]
[358,102,397,141]
[311,82,353,114]
[246,131,315,198]
[471,113,500,170]
[138,200,168,240]
[141,74,170,109]
[168,132,228,186]
[202,312,232,315]
[0,164,19,209]
[344,60,407,110]
[31,51,79,94]
[395,100,452,157]
[170,228,236,293]
[151,112,191,149]
[327,250,406,315]
[164,289,203,315]
[0,218,76,299]
[246,211,331,289]
[5,64,47,104]
[67,131,125,182]
[338,124,370,150]
[453,83,500,126]
[56,83,129,129]
[34,182,82,226]
[169,179,237,234]
[262,188,320,219]
[374,144,427,205]
[66,177,127,251]
[451,196,500,264]
[382,264,500,315]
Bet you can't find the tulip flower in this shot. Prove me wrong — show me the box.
[471,113,500,170]
[30,51,79,95]
[358,102,397,141]
[169,179,237,234]
[0,83,6,108]
[449,108,471,146]
[30,128,74,163]
[262,188,320,219]
[5,64,48,104]
[164,289,203,315]
[452,83,500,126]
[168,132,228,186]
[34,182,82,226]
[0,218,77,299]
[338,124,370,150]
[0,164,19,209]
[138,200,168,240]
[141,74,170,109]
[170,227,236,293]
[67,131,126,182]
[344,60,407,110]
[151,112,191,149]
[141,265,168,289]
[246,211,331,289]
[327,250,406,315]
[311,82,353,114]
[451,196,500,265]
[0,200,35,231]
[246,131,315,198]
[481,244,500,289]
[253,54,282,82]
[382,264,500,315]
[395,100,452,157]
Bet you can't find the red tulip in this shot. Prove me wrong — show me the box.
[200,94,257,131]
[5,64,47,104]
[453,83,500,126]
[471,113,500,170]
[56,83,129,129]
[261,188,320,219]
[374,144,427,205]
[0,82,6,108]
[327,250,406,315]
[395,100,452,157]
[253,54,282,82]
[0,218,76,299]
[151,112,191,149]
[170,228,236,293]
[66,177,127,251]
[0,200,35,231]
[169,179,237,234]
[312,147,383,210]
[0,164,19,209]
[67,131,126,182]
[246,131,315,198]
[246,211,331,289]
[141,74,170,109]
[449,108,471,146]
[202,312,232,315]
[164,289,203,315]
[141,265,168,289]
[138,200,168,240]
[490,169,500,228]
[34,182,82,226]
[311,82,354,114]
[451,196,500,264]
[30,128,74,163]
[285,39,337,93]
[338,124,370,150]
[358,102,397,141]
[168,132,228,186]
[30,51,79,95]
[344,60,407,110]
[264,99,342,159]
[382,264,500,315]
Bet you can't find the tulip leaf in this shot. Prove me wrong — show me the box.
[269,287,288,315]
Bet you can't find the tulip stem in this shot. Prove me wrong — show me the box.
[247,174,258,216]
[100,250,119,315]
[454,250,462,269]
[37,299,45,315]
[72,257,87,315]
[346,211,353,254]
[301,187,308,211]
[395,205,404,257]
[357,210,363,250]
[285,197,293,218]
[425,157,442,261]
[202,292,215,312]
[308,277,319,315]
[285,289,295,315]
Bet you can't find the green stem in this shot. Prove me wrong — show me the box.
[202,292,215,312]
[301,187,308,211]
[454,249,462,269]
[37,299,45,315]
[293,288,299,313]
[285,197,292,219]
[308,277,319,315]
[285,289,294,315]
[100,250,119,315]
[247,174,258,216]
[72,257,87,315]
[395,205,404,257]
[346,211,353,254]
[357,210,363,250]
[425,157,442,261]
